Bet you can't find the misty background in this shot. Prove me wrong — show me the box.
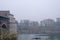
[0,0,60,22]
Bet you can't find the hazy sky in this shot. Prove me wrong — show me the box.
[0,0,60,22]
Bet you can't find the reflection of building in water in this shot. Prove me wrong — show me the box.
[0,11,17,34]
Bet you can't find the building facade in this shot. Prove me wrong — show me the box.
[40,19,55,33]
[9,14,17,33]
[0,11,17,34]
[0,11,10,29]
[40,19,55,27]
[55,18,60,33]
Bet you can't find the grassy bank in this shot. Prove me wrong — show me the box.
[0,29,17,40]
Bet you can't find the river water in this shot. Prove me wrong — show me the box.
[17,34,59,40]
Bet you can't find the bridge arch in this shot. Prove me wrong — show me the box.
[2,24,7,29]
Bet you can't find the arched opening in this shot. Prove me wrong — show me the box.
[2,24,7,29]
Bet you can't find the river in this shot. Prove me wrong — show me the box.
[17,34,59,40]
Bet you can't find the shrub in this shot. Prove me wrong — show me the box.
[0,29,17,40]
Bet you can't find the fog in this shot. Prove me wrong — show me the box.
[0,0,60,22]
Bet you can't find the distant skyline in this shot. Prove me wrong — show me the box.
[0,0,60,22]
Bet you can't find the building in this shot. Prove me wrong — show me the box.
[55,18,60,33]
[40,19,55,33]
[0,11,18,34]
[19,20,40,34]
[56,18,60,26]
[9,14,17,34]
[29,21,39,33]
[29,21,39,27]
[20,20,30,29]
[0,11,10,29]
[40,19,55,27]
[29,21,39,30]
[56,18,60,22]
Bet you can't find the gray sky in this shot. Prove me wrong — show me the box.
[0,0,60,22]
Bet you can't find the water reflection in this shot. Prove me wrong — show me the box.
[18,34,60,40]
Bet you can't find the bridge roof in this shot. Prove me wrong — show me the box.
[0,11,10,18]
